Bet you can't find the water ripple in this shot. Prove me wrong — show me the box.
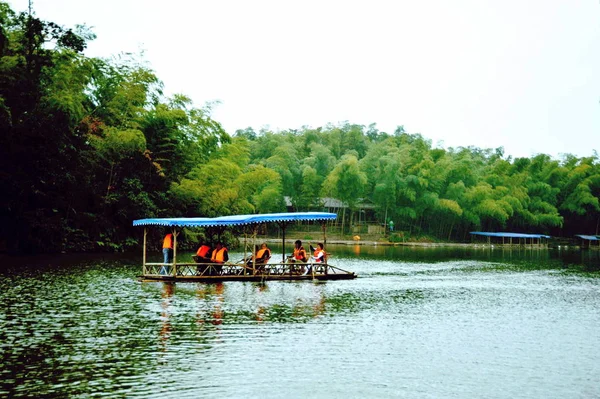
[1,249,599,398]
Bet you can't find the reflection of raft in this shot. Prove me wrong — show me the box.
[133,212,357,282]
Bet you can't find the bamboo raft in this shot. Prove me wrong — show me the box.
[133,212,357,282]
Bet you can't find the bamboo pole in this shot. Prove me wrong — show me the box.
[323,222,328,275]
[173,228,177,277]
[244,230,248,262]
[280,222,286,263]
[252,225,257,275]
[143,228,147,274]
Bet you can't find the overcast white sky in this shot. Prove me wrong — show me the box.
[9,0,600,159]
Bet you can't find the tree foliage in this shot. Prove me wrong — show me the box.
[1,2,598,253]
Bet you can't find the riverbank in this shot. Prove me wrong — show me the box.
[260,238,560,248]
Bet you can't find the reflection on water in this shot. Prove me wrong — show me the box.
[159,283,173,352]
[1,247,599,398]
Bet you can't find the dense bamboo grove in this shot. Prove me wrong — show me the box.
[1,4,599,253]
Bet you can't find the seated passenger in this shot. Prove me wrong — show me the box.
[291,240,307,262]
[193,243,212,263]
[194,242,212,275]
[247,243,271,272]
[210,242,228,274]
[255,243,271,264]
[303,242,326,275]
[312,243,326,263]
[288,240,308,275]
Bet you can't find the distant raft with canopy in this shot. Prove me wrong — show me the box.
[132,212,357,282]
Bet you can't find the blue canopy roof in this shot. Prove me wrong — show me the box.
[470,232,551,239]
[575,235,600,241]
[133,212,337,227]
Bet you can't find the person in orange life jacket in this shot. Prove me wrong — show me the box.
[254,243,271,264]
[193,243,212,263]
[313,243,325,263]
[161,232,174,275]
[193,242,212,275]
[290,240,307,262]
[210,242,228,264]
[247,243,271,271]
[209,242,228,275]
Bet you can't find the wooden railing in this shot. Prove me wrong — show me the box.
[143,261,354,278]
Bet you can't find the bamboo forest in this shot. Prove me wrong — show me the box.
[1,3,599,253]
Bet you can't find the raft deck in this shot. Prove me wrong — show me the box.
[140,261,357,282]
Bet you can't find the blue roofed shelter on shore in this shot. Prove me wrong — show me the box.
[470,232,551,246]
[574,234,600,249]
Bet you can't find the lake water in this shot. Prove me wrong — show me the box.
[1,245,599,398]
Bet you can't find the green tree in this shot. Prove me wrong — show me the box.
[296,165,322,211]
[0,6,97,252]
[323,154,367,233]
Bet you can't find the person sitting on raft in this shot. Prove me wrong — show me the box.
[312,243,326,263]
[247,243,271,272]
[212,240,228,261]
[193,243,212,263]
[255,243,271,264]
[211,242,228,263]
[193,242,212,275]
[204,242,227,275]
[288,240,308,263]
[302,242,326,276]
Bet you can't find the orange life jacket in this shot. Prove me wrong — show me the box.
[294,247,306,261]
[256,248,269,259]
[197,245,210,257]
[314,249,324,262]
[163,234,173,249]
[315,249,327,262]
[211,247,227,262]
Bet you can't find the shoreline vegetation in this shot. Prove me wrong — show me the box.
[261,238,505,247]
[1,3,599,254]
[261,238,574,248]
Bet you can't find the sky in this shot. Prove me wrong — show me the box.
[8,0,600,159]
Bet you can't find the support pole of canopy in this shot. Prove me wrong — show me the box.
[252,225,257,275]
[278,222,287,263]
[323,221,329,275]
[173,228,178,277]
[277,221,291,278]
[244,229,248,264]
[143,228,147,273]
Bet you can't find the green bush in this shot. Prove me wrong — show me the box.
[389,233,403,243]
